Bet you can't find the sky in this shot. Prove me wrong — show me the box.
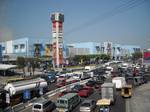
[0,0,150,48]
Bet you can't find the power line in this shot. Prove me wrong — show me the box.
[65,0,149,36]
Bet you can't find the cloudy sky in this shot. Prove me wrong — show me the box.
[0,0,150,48]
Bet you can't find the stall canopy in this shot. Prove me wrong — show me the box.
[0,64,17,70]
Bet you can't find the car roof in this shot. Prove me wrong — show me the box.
[59,93,78,99]
[33,97,49,105]
[101,83,114,87]
[82,99,94,103]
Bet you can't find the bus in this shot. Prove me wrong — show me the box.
[56,93,81,112]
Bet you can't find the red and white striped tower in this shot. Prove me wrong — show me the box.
[51,12,64,68]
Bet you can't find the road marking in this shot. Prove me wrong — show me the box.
[126,99,131,112]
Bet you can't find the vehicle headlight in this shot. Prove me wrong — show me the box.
[105,108,108,111]
[100,108,103,111]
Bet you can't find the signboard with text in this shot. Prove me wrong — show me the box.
[143,51,150,65]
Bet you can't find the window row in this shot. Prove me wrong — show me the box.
[14,44,25,49]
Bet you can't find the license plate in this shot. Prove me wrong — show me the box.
[59,108,64,112]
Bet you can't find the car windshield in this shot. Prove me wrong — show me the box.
[48,75,52,78]
[62,91,68,94]
[34,105,41,109]
[83,88,88,90]
[81,103,91,107]
[74,85,82,88]
[88,81,93,83]
[106,69,111,71]
[58,100,67,104]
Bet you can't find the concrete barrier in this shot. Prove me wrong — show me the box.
[13,103,25,112]
[16,78,91,112]
[45,78,91,97]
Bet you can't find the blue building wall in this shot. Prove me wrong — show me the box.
[27,37,51,56]
[69,42,141,59]
[0,44,2,62]
[12,37,28,57]
[70,42,100,54]
[0,37,51,58]
[122,45,141,56]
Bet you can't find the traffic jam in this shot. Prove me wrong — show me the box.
[1,61,149,112]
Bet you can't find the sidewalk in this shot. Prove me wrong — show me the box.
[126,82,150,112]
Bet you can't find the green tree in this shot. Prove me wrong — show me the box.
[73,54,103,65]
[132,52,142,62]
[17,57,25,74]
[100,54,110,61]
[26,57,37,76]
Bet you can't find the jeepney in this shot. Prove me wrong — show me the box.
[96,99,111,112]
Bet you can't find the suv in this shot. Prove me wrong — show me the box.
[32,98,56,112]
[80,99,96,112]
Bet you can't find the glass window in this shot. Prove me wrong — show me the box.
[20,44,25,49]
[81,103,90,107]
[14,45,18,49]
[34,105,41,109]
[43,101,51,108]
[2,47,5,50]
[59,100,66,104]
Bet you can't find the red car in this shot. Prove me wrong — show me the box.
[78,86,94,97]
[58,90,77,97]
[58,90,69,97]
[56,82,66,87]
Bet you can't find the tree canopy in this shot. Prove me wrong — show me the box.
[132,52,142,60]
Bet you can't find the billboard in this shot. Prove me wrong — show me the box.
[34,44,41,57]
[45,44,52,56]
[143,51,150,64]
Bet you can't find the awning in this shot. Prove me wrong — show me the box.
[96,99,111,106]
[0,64,17,70]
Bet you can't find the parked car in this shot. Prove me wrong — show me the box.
[79,99,96,112]
[95,82,102,89]
[59,90,70,97]
[59,90,77,97]
[41,73,56,85]
[78,86,94,97]
[72,84,84,92]
[32,97,56,112]
[86,80,96,87]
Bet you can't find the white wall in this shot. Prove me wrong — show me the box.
[6,40,13,54]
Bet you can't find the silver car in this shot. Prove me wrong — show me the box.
[80,99,96,112]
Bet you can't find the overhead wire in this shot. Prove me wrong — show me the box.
[64,0,149,36]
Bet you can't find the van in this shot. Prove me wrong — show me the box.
[56,93,81,112]
[32,98,55,112]
[112,77,126,89]
[101,83,116,103]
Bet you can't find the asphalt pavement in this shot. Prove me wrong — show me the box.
[126,82,150,112]
[21,88,125,112]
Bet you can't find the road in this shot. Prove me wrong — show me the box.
[126,72,150,112]
[72,90,125,112]
[21,89,125,112]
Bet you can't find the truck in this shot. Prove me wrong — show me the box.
[85,66,95,71]
[101,83,116,103]
[4,78,48,106]
[112,77,126,89]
